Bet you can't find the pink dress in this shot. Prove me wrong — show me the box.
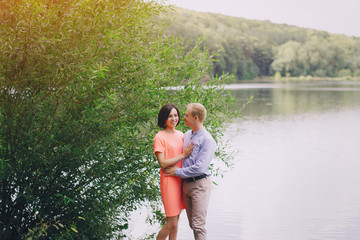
[153,130,185,217]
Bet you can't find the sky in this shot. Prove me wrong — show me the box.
[166,0,360,37]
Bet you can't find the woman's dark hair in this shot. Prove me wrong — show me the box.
[157,104,180,129]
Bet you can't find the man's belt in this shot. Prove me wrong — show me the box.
[184,174,208,183]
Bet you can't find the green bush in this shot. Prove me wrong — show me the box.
[0,0,237,239]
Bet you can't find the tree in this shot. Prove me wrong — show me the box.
[271,41,301,76]
[0,0,237,239]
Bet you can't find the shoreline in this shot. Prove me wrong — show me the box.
[236,76,360,83]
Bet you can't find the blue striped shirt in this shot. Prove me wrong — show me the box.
[175,127,216,178]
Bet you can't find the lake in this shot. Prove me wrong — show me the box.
[128,81,360,240]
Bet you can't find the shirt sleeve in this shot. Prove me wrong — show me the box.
[175,137,216,178]
[153,134,165,154]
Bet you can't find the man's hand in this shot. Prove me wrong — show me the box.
[163,166,177,176]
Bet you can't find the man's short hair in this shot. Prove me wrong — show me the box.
[188,103,207,122]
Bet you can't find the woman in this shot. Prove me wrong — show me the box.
[153,104,193,240]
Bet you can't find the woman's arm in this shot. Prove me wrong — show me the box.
[155,143,193,168]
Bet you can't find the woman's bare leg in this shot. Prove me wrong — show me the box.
[156,215,179,240]
[168,215,180,240]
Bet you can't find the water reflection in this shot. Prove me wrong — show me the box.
[230,82,360,118]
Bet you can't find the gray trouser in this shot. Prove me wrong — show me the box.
[182,177,212,240]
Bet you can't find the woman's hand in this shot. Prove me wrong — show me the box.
[183,142,194,158]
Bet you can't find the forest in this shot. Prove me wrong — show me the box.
[161,7,360,81]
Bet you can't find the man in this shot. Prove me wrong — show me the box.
[164,103,216,240]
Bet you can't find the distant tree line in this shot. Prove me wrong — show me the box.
[162,8,360,81]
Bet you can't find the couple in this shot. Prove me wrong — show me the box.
[153,103,216,240]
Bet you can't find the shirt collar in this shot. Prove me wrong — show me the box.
[191,127,205,136]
